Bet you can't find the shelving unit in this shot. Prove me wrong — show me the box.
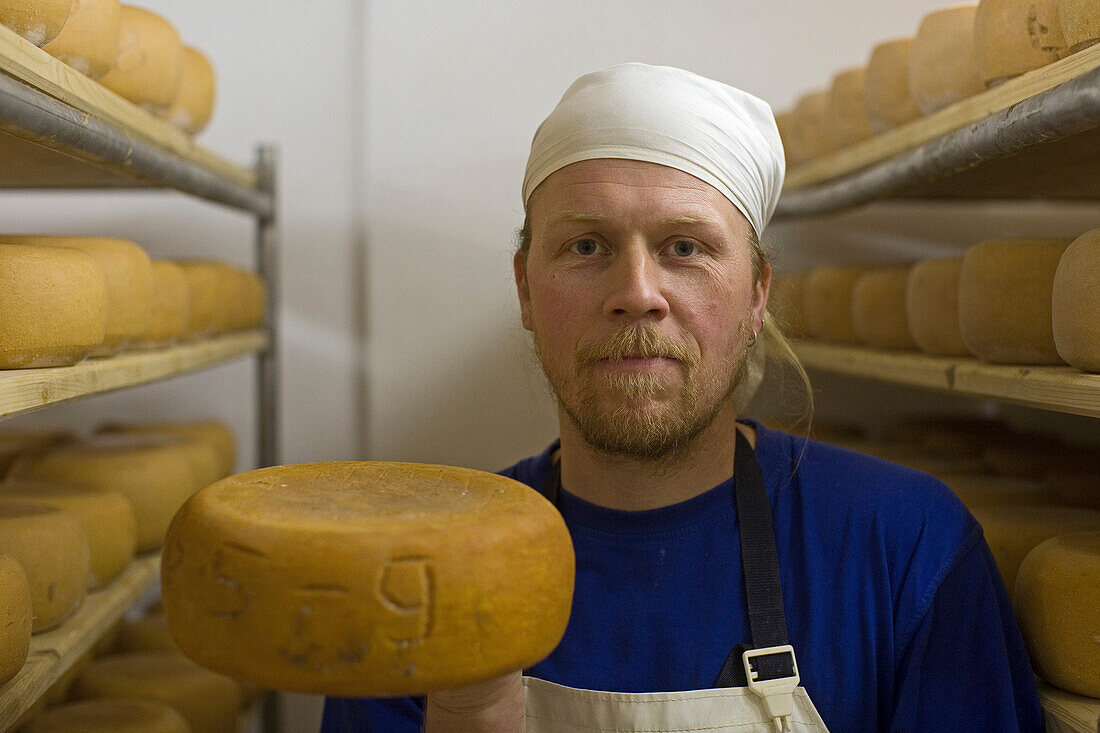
[1038,682,1100,733]
[0,22,279,733]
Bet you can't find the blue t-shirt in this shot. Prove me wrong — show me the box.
[321,423,1044,732]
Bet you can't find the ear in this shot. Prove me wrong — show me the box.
[752,263,772,333]
[514,250,533,331]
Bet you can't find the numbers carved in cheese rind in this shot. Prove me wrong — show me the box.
[205,542,264,620]
[377,556,434,648]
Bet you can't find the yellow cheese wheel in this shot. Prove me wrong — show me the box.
[174,261,220,338]
[941,474,1055,509]
[1052,228,1100,372]
[959,238,1071,364]
[118,609,178,654]
[162,462,575,696]
[0,500,88,632]
[803,266,872,343]
[909,4,987,114]
[41,0,120,79]
[0,243,107,368]
[851,268,918,350]
[98,420,236,479]
[21,698,191,733]
[905,258,970,356]
[1060,0,1100,53]
[827,67,876,148]
[972,504,1100,597]
[239,269,267,330]
[768,271,808,338]
[3,235,153,355]
[0,0,72,46]
[0,551,32,685]
[865,38,923,132]
[140,260,191,347]
[0,426,76,476]
[97,5,182,114]
[74,652,238,733]
[975,0,1065,86]
[774,111,801,166]
[7,435,201,552]
[791,91,836,160]
[161,46,215,136]
[1014,531,1100,696]
[205,261,239,335]
[0,480,135,588]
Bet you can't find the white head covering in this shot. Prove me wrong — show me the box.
[523,62,785,237]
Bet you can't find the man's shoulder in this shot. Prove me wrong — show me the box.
[497,440,559,489]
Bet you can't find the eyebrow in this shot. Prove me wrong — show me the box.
[550,213,716,226]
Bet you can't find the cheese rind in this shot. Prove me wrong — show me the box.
[1013,531,1100,697]
[98,420,236,479]
[851,268,917,350]
[1052,228,1100,371]
[906,258,970,356]
[97,5,182,114]
[1059,0,1100,53]
[118,610,179,654]
[41,0,120,79]
[20,698,192,733]
[0,427,76,477]
[0,243,107,368]
[827,67,876,148]
[974,0,1066,85]
[161,462,576,696]
[174,261,219,339]
[791,91,836,160]
[141,261,191,347]
[803,267,872,344]
[865,38,923,131]
[909,5,987,114]
[958,238,1071,364]
[0,0,72,46]
[161,46,215,136]
[0,500,89,632]
[0,551,32,684]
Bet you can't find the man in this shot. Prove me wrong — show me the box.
[322,63,1043,732]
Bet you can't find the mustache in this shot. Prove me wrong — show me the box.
[576,326,698,369]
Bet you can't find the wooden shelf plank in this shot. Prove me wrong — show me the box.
[0,25,254,190]
[0,331,268,422]
[0,554,161,730]
[1039,681,1100,733]
[792,341,1100,419]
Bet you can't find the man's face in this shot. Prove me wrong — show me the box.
[515,158,769,460]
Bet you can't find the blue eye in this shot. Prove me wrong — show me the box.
[571,239,600,255]
[671,240,697,256]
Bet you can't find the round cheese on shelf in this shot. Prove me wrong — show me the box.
[97,5,182,114]
[974,0,1065,86]
[0,243,107,368]
[864,38,923,132]
[958,238,1072,364]
[161,46,215,136]
[774,111,801,166]
[0,500,89,632]
[205,261,239,335]
[905,258,970,356]
[3,235,153,355]
[161,462,575,696]
[7,435,201,552]
[0,480,135,588]
[140,260,191,347]
[1052,228,1100,372]
[941,474,1055,509]
[41,0,120,80]
[1059,0,1100,54]
[118,610,178,654]
[0,0,72,46]
[851,267,918,350]
[98,420,236,479]
[20,698,192,733]
[0,551,32,685]
[239,269,266,330]
[174,261,220,339]
[0,426,76,476]
[768,271,808,338]
[791,91,837,160]
[1014,531,1100,697]
[909,4,987,114]
[73,652,238,732]
[971,504,1100,597]
[827,67,876,148]
[803,266,872,344]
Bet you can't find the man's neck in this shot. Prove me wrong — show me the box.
[556,405,755,511]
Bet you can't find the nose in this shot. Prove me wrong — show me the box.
[602,245,670,323]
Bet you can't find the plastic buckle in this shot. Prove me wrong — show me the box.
[742,644,800,733]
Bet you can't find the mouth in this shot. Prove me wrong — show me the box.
[595,355,680,372]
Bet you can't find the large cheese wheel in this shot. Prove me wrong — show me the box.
[865,38,923,132]
[21,698,191,733]
[851,268,917,350]
[1014,531,1100,696]
[98,420,236,479]
[3,235,153,355]
[941,474,1055,509]
[204,261,238,335]
[97,5,182,114]
[791,91,836,160]
[0,551,32,685]
[1059,0,1100,53]
[74,652,239,733]
[971,505,1100,596]
[140,260,191,347]
[7,435,201,552]
[0,500,89,632]
[41,0,120,79]
[905,258,969,356]
[959,238,1071,364]
[909,5,987,114]
[1052,228,1100,371]
[975,0,1065,86]
[239,269,267,330]
[0,0,72,46]
[827,67,876,148]
[162,462,575,696]
[0,243,107,368]
[803,266,871,343]
[161,46,215,136]
[0,427,76,476]
[774,111,801,166]
[174,261,220,339]
[0,480,135,588]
